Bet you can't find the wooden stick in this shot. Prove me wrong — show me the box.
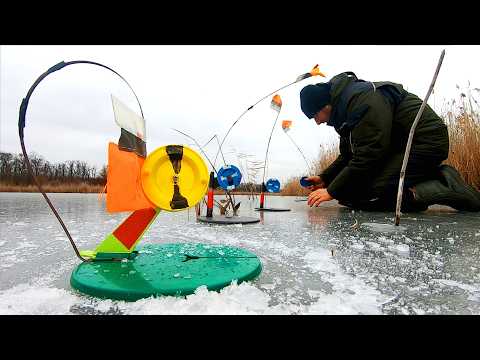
[395,49,446,226]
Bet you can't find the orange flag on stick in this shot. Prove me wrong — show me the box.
[296,64,326,81]
[281,120,292,132]
[271,94,282,112]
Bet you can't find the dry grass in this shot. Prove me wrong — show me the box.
[444,112,480,190]
[310,145,341,175]
[0,182,105,193]
[281,177,310,196]
[281,144,339,196]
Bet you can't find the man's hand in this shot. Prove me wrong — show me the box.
[307,188,334,207]
[305,175,326,191]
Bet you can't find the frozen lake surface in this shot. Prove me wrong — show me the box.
[1,192,479,315]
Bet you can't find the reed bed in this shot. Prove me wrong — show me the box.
[281,144,339,196]
[0,182,105,193]
[444,111,480,190]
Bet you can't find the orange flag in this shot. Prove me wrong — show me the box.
[296,64,326,81]
[271,94,282,112]
[106,142,155,213]
[282,120,292,132]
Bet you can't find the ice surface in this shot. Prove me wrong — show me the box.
[360,222,407,233]
[387,244,410,256]
[1,193,479,315]
[303,250,387,314]
[431,279,479,294]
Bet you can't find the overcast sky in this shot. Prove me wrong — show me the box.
[1,45,479,184]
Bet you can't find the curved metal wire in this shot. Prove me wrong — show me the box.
[284,130,312,172]
[171,128,236,211]
[213,79,299,168]
[18,60,144,262]
[261,110,282,185]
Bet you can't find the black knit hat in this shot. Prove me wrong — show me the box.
[300,83,332,119]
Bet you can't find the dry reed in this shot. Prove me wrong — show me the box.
[444,111,480,190]
[0,182,105,193]
[281,144,339,196]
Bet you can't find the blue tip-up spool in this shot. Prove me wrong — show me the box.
[265,178,281,193]
[217,165,242,191]
[300,176,314,187]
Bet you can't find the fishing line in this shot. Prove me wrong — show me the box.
[284,130,312,173]
[213,81,296,168]
[261,107,282,186]
[18,60,144,262]
[203,134,227,167]
[213,65,324,168]
[172,129,219,175]
[172,128,237,209]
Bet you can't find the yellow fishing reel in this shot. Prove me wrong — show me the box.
[141,144,209,211]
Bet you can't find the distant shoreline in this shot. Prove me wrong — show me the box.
[0,183,294,196]
[0,182,105,193]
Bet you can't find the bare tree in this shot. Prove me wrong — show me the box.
[1,151,107,186]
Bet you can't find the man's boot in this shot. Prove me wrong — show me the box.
[412,165,480,211]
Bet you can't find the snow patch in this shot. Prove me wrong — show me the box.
[116,282,290,315]
[303,250,387,314]
[0,284,80,315]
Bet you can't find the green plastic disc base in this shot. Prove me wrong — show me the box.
[70,243,262,301]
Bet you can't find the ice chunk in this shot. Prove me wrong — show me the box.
[365,241,382,250]
[351,244,365,252]
[413,307,426,315]
[377,236,395,245]
[387,244,410,256]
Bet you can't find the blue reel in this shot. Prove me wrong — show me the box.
[300,176,314,187]
[265,178,281,193]
[217,165,242,191]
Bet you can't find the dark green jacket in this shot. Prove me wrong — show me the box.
[320,72,449,201]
